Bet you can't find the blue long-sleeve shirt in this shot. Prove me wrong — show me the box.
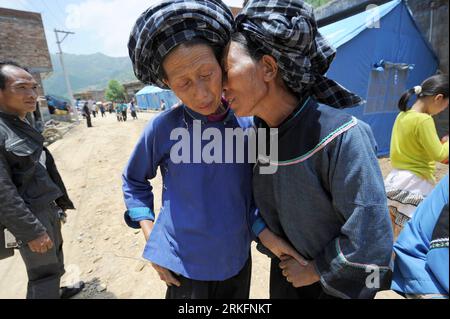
[122,105,266,281]
[392,175,449,297]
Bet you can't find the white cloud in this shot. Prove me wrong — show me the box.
[64,0,152,56]
[63,0,244,57]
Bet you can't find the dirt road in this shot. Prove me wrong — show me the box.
[0,112,270,299]
[0,112,447,299]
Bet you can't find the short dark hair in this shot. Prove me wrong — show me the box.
[0,61,29,90]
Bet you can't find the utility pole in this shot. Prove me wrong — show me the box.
[54,29,78,122]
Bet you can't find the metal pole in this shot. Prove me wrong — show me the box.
[54,29,78,122]
[429,2,435,44]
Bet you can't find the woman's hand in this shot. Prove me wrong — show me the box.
[139,220,182,287]
[258,228,308,266]
[139,220,154,242]
[151,263,181,287]
[279,256,320,288]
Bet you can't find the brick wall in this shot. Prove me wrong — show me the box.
[0,8,52,93]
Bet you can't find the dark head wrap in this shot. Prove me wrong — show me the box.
[235,0,363,108]
[128,0,233,89]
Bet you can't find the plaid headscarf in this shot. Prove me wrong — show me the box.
[128,0,233,89]
[236,0,363,108]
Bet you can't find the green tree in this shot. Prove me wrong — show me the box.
[105,80,126,102]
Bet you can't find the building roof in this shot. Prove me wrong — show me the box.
[0,7,42,21]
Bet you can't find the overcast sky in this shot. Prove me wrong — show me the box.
[0,0,245,57]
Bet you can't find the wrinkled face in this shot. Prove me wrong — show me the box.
[222,41,267,117]
[0,66,38,118]
[163,43,223,116]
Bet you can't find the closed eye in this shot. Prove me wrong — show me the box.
[177,80,191,89]
[200,72,212,79]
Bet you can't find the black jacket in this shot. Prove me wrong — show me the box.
[0,112,74,244]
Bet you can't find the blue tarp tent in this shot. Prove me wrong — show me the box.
[135,86,180,110]
[319,0,438,156]
[46,95,69,110]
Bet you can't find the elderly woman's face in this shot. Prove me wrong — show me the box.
[222,41,267,117]
[163,43,223,116]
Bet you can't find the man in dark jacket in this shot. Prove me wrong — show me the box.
[82,102,92,128]
[0,61,84,299]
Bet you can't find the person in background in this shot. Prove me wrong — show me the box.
[129,100,138,120]
[87,99,95,117]
[99,103,106,118]
[91,102,98,118]
[385,74,449,240]
[160,99,166,111]
[121,101,128,122]
[115,102,123,122]
[391,175,448,299]
[82,102,92,128]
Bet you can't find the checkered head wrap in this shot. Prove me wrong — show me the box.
[236,0,363,108]
[128,0,233,89]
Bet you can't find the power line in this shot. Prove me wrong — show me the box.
[55,0,67,17]
[53,0,71,28]
[41,0,67,29]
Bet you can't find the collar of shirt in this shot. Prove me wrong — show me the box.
[182,99,234,125]
[0,111,44,144]
[254,95,312,132]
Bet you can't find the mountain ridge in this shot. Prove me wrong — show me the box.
[43,52,137,99]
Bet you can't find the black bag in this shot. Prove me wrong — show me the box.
[0,225,15,260]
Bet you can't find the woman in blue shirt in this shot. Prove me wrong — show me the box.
[392,175,448,299]
[123,0,304,299]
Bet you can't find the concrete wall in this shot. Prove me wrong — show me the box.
[123,81,145,102]
[406,0,448,137]
[406,0,448,73]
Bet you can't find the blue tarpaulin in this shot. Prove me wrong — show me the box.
[319,0,438,156]
[46,95,69,110]
[135,86,180,110]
